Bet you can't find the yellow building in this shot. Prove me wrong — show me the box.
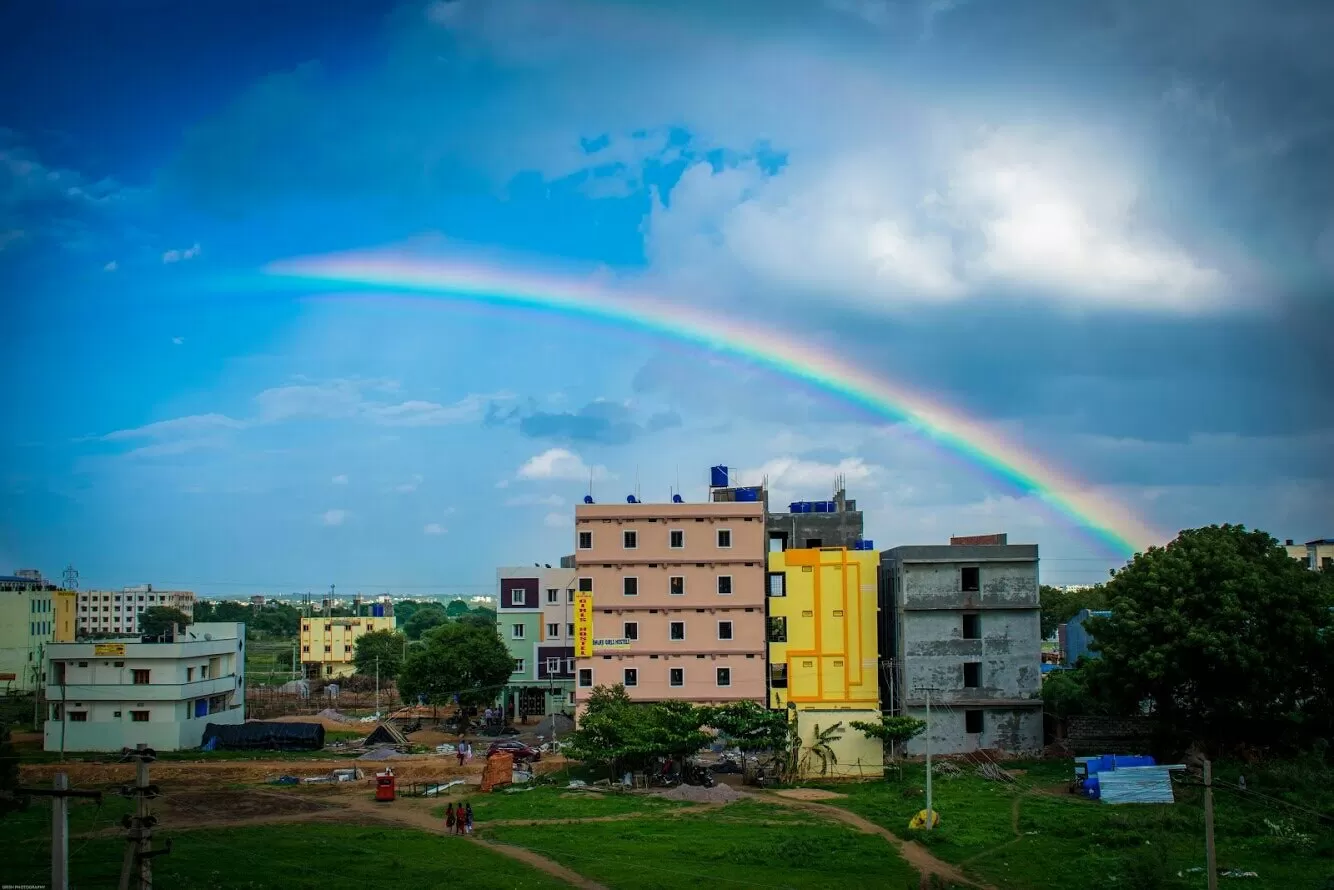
[299,615,398,679]
[767,547,883,778]
[53,590,77,643]
[0,577,67,692]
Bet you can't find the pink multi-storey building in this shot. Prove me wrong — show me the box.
[572,498,767,705]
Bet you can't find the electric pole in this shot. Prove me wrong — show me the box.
[118,745,169,890]
[924,687,934,831]
[1204,759,1218,890]
[375,655,380,718]
[14,774,101,890]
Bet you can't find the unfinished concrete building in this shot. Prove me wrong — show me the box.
[880,534,1043,755]
[764,479,865,552]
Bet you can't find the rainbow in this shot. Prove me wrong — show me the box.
[264,250,1159,555]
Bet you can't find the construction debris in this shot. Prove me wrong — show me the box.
[657,783,743,803]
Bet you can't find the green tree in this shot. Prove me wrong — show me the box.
[799,722,845,777]
[849,715,926,748]
[463,606,496,626]
[1089,524,1334,750]
[353,629,407,680]
[402,603,449,640]
[1039,584,1108,640]
[563,686,713,778]
[444,599,471,618]
[397,621,514,708]
[140,606,192,637]
[249,603,300,638]
[1039,662,1109,721]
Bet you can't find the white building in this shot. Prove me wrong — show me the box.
[77,585,196,636]
[43,622,245,752]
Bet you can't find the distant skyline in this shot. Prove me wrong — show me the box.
[2,0,1330,595]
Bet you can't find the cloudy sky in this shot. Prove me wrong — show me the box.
[1,0,1330,596]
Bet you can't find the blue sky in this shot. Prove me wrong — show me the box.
[2,0,1330,596]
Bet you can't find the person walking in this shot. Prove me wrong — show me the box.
[455,802,467,836]
[456,742,466,768]
[445,802,456,833]
[464,802,474,835]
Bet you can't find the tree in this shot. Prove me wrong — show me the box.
[462,606,496,627]
[563,686,713,778]
[403,603,448,640]
[1088,524,1334,750]
[353,629,407,680]
[1039,584,1108,640]
[850,715,926,750]
[397,621,514,708]
[140,607,191,637]
[799,722,845,777]
[444,599,471,618]
[707,701,794,780]
[1039,663,1109,721]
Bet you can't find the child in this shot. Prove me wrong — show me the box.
[445,802,456,833]
[464,802,474,835]
[455,803,467,836]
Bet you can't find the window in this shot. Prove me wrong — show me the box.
[68,711,88,722]
[964,662,981,688]
[767,616,787,642]
[513,658,526,673]
[132,669,150,685]
[568,691,576,705]
[965,710,984,734]
[623,622,639,641]
[578,531,593,549]
[804,538,822,548]
[546,588,559,604]
[187,667,195,681]
[624,668,638,687]
[546,657,560,673]
[567,623,575,636]
[716,529,732,548]
[716,667,731,687]
[768,573,786,597]
[962,613,981,640]
[961,567,980,592]
[565,658,575,673]
[302,645,310,653]
[669,576,684,596]
[669,668,684,687]
[669,529,684,549]
[578,669,593,688]
[717,575,733,595]
[669,621,685,641]
[131,711,150,723]
[770,663,788,688]
[547,623,560,638]
[623,577,638,596]
[718,621,733,640]
[623,530,638,549]
[510,588,526,606]
[578,577,593,592]
[768,534,786,552]
[511,624,526,639]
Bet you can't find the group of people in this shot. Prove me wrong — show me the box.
[454,739,473,767]
[444,802,474,835]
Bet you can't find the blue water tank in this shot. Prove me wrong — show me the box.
[672,494,683,503]
[710,465,729,488]
[811,501,829,513]
[862,539,873,551]
[788,502,802,513]
[626,495,639,504]
[736,487,759,502]
[372,604,384,618]
[583,495,594,504]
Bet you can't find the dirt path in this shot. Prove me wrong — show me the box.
[758,793,994,890]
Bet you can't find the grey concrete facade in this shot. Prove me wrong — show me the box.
[882,542,1043,755]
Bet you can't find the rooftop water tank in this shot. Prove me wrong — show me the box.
[672,494,683,503]
[583,495,594,504]
[710,465,729,488]
[627,495,639,504]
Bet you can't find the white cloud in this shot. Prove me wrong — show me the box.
[504,493,566,507]
[736,456,878,501]
[171,336,184,345]
[395,474,425,493]
[423,522,448,535]
[544,511,572,528]
[495,479,510,488]
[162,242,201,264]
[252,379,507,427]
[321,509,348,526]
[645,128,1231,314]
[102,413,248,441]
[331,474,349,485]
[103,260,118,272]
[516,448,609,481]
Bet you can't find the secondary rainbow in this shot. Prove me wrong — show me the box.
[265,250,1159,555]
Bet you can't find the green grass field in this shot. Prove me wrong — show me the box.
[443,784,689,822]
[817,760,1334,890]
[1,816,567,890]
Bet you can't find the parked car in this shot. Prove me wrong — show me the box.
[487,739,542,762]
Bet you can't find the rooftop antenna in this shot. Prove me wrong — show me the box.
[635,464,641,503]
[62,564,79,590]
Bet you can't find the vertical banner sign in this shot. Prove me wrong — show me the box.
[574,592,594,658]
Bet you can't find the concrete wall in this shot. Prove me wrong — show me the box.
[766,511,865,551]
[900,704,1042,756]
[898,609,1042,706]
[794,707,884,779]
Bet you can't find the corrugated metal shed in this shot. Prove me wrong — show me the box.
[1097,765,1186,805]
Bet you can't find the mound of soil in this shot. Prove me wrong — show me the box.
[656,783,744,803]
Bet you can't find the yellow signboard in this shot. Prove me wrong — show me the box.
[574,592,594,658]
[593,638,633,650]
[94,643,126,657]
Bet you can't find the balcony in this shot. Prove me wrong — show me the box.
[46,675,239,702]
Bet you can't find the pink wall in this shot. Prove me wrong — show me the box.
[573,501,766,704]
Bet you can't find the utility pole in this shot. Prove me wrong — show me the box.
[375,655,380,718]
[1204,759,1218,890]
[924,687,934,831]
[15,775,101,890]
[118,745,169,890]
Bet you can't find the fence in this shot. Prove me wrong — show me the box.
[244,684,399,719]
